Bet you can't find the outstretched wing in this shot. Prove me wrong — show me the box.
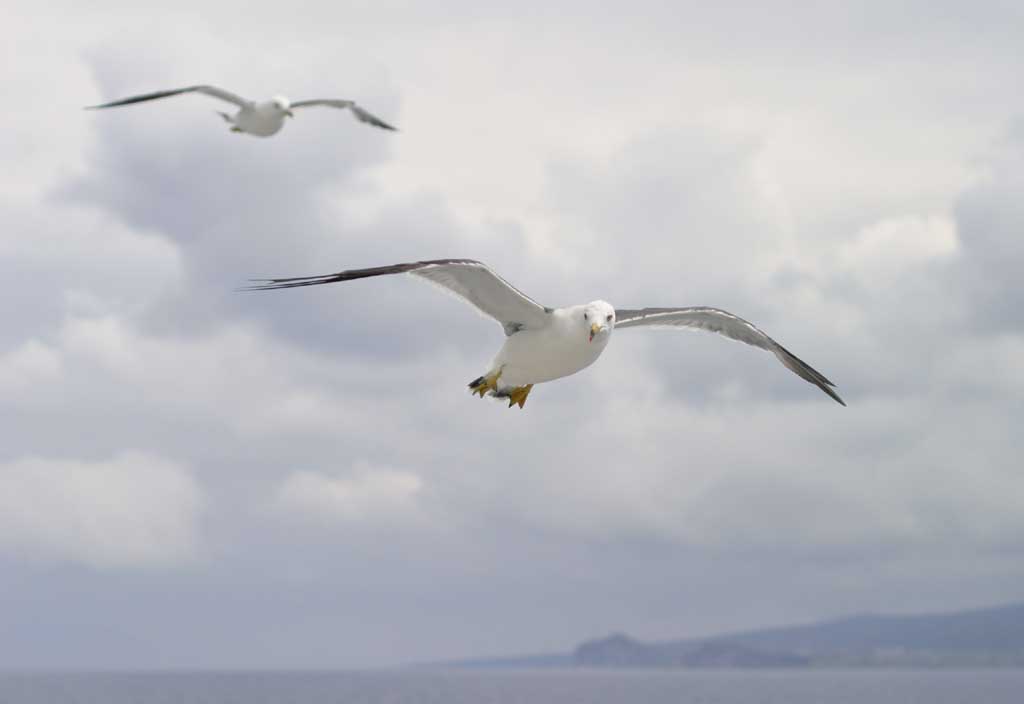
[247,259,551,335]
[86,85,250,110]
[614,307,845,405]
[289,99,397,130]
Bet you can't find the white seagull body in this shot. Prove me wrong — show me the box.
[86,85,397,137]
[247,259,845,408]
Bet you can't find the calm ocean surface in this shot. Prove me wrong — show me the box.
[0,669,1020,703]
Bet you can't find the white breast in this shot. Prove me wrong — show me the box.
[234,103,287,137]
[491,310,610,388]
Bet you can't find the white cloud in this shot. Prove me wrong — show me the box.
[0,339,61,392]
[0,451,205,568]
[839,214,959,280]
[0,197,184,354]
[276,460,424,525]
[45,313,437,439]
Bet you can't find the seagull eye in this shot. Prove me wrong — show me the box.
[606,314,613,322]
[584,313,588,321]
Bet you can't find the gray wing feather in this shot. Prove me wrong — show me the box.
[246,259,550,335]
[86,85,250,110]
[615,307,845,405]
[289,99,397,130]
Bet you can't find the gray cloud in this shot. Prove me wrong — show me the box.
[951,120,1024,331]
[0,451,204,568]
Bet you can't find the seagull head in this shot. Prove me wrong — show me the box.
[582,300,615,343]
[272,96,294,118]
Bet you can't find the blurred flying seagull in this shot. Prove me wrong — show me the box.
[246,259,846,409]
[86,85,397,137]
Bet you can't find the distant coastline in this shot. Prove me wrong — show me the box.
[432,602,1024,669]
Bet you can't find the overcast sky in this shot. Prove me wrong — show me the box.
[2,0,1024,669]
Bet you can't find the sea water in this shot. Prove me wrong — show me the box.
[0,668,1020,704]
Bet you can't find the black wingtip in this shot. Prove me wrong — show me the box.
[811,375,846,406]
[238,274,348,291]
[84,99,130,110]
[239,279,288,292]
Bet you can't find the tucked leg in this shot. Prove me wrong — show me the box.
[506,384,534,409]
[467,368,502,398]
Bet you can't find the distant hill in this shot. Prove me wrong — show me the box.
[707,602,1024,662]
[574,633,809,668]
[436,602,1024,669]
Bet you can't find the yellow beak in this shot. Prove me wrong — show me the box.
[590,322,601,342]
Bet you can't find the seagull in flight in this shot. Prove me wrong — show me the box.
[86,85,397,137]
[247,259,846,409]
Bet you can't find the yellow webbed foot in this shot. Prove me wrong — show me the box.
[468,369,502,398]
[506,384,534,409]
